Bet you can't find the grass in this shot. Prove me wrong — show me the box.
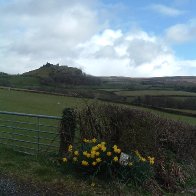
[0,145,146,195]
[115,90,196,97]
[0,88,196,126]
[0,88,88,116]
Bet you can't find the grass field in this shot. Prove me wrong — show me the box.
[0,88,196,125]
[0,88,92,154]
[114,90,196,97]
[0,88,88,116]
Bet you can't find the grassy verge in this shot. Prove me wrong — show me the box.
[0,145,148,195]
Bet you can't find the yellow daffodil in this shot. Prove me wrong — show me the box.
[141,157,146,162]
[63,157,67,162]
[90,151,96,158]
[97,144,102,148]
[83,138,90,143]
[148,156,155,165]
[92,146,99,151]
[113,145,118,149]
[114,148,121,154]
[74,151,79,156]
[86,153,91,158]
[92,138,97,143]
[107,151,112,156]
[73,157,78,162]
[83,151,88,156]
[101,142,106,145]
[81,160,89,166]
[95,152,100,156]
[92,161,97,166]
[68,145,73,152]
[113,156,118,162]
[91,150,96,155]
[101,146,106,152]
[96,158,102,163]
[135,150,146,162]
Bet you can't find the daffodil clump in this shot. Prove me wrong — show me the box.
[62,138,155,183]
[62,139,122,175]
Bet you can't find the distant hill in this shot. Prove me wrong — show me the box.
[0,72,8,76]
[0,63,196,93]
[23,62,101,86]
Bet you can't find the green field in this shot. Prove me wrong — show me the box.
[0,88,88,116]
[0,88,195,125]
[115,90,196,97]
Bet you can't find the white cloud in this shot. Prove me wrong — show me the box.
[165,20,196,43]
[0,0,99,73]
[75,29,191,77]
[150,4,184,16]
[0,0,195,77]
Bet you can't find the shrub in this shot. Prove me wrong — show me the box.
[61,138,155,185]
[75,103,195,160]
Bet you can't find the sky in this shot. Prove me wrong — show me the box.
[0,0,196,77]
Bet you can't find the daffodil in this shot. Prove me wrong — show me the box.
[86,153,91,158]
[95,152,100,156]
[92,138,97,143]
[96,158,102,163]
[83,138,90,143]
[107,151,112,156]
[81,160,89,166]
[92,146,99,151]
[83,151,88,156]
[101,146,106,152]
[113,156,118,162]
[114,148,121,154]
[90,151,96,158]
[63,157,67,162]
[141,157,146,162]
[101,142,106,145]
[74,151,79,156]
[148,156,155,165]
[135,150,146,162]
[92,161,97,166]
[97,144,102,148]
[68,145,73,152]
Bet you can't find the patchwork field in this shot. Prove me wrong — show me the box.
[0,88,195,125]
[114,90,196,97]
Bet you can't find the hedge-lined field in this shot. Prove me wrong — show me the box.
[114,90,196,97]
[0,88,196,125]
[0,88,87,116]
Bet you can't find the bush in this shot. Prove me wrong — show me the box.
[61,138,155,185]
[75,103,195,160]
[59,103,196,192]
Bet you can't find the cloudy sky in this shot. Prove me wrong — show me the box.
[0,0,196,77]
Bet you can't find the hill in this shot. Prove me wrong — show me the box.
[23,62,101,86]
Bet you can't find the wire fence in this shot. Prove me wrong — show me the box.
[0,111,62,155]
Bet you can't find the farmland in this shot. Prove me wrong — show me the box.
[0,88,196,125]
[0,76,196,195]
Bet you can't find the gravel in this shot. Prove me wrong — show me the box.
[0,173,74,196]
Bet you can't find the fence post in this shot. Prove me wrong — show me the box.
[37,117,40,154]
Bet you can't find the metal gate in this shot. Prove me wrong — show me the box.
[0,111,62,155]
